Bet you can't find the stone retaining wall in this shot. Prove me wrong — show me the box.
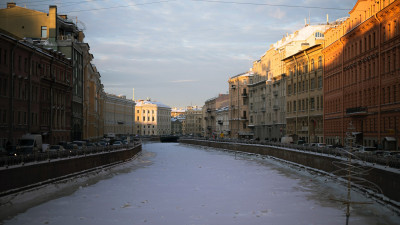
[0,145,142,195]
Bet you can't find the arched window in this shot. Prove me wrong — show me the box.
[318,56,322,69]
[311,59,315,71]
[315,32,324,38]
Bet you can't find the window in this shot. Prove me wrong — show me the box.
[310,98,315,110]
[311,78,315,90]
[311,59,315,71]
[41,26,47,38]
[318,56,322,69]
[318,76,322,89]
[293,101,297,112]
[143,116,145,121]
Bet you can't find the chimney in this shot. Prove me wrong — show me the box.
[7,2,16,8]
[132,88,135,101]
[49,5,57,40]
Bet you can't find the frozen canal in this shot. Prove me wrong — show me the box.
[1,142,399,225]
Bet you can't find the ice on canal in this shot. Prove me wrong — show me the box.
[1,142,399,225]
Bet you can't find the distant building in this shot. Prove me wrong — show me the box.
[135,100,171,136]
[228,72,252,139]
[203,94,229,138]
[183,106,203,136]
[0,32,72,146]
[322,0,400,150]
[171,108,185,117]
[104,94,135,137]
[171,117,183,135]
[216,106,229,137]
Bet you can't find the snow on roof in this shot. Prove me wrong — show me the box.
[273,25,330,50]
[135,100,171,109]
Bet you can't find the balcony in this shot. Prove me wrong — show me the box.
[346,107,367,116]
[241,93,248,98]
[117,120,125,125]
[273,90,278,96]
[273,105,280,110]
[207,108,211,113]
[241,116,247,120]
[218,120,223,125]
[261,107,266,112]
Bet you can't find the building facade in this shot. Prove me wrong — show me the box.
[81,43,104,141]
[0,32,72,146]
[248,24,331,142]
[228,72,252,139]
[183,106,203,136]
[284,44,325,144]
[104,94,135,137]
[203,94,229,138]
[323,0,400,150]
[135,100,171,136]
[0,3,85,141]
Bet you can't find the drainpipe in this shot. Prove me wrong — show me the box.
[50,56,55,144]
[374,13,381,147]
[9,40,19,144]
[304,51,311,143]
[293,56,299,141]
[339,37,345,145]
[28,49,37,132]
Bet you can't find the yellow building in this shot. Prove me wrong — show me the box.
[284,44,325,144]
[104,94,135,136]
[135,100,171,136]
[249,24,332,141]
[228,71,252,139]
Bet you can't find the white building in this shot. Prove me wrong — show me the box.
[135,100,171,136]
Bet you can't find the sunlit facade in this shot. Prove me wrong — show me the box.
[323,0,400,150]
[228,72,252,139]
[135,100,171,136]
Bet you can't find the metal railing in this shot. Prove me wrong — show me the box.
[0,141,141,168]
[180,137,400,169]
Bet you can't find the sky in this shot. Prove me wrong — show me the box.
[4,0,357,108]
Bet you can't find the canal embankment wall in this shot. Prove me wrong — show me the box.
[0,144,142,196]
[179,139,400,204]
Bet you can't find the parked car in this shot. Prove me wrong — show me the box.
[64,143,78,151]
[86,143,96,147]
[72,141,87,149]
[310,143,326,148]
[358,146,377,153]
[0,146,7,156]
[48,145,65,152]
[113,141,122,146]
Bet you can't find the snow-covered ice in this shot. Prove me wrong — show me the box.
[1,142,398,225]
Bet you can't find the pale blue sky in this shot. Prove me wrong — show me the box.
[4,0,357,108]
